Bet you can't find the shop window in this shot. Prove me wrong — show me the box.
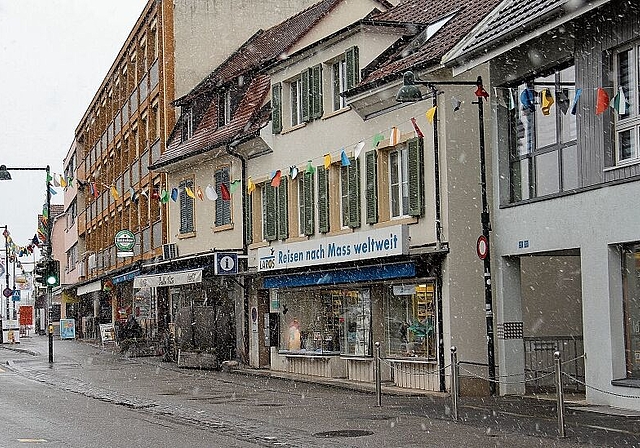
[613,43,640,165]
[507,65,578,202]
[623,243,640,378]
[214,167,232,227]
[277,288,371,356]
[384,283,436,359]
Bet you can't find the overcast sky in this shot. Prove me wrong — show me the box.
[0,0,147,253]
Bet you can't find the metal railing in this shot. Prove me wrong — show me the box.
[524,336,584,392]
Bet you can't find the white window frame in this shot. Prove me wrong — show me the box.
[290,77,303,126]
[332,58,347,111]
[614,43,640,165]
[389,146,409,218]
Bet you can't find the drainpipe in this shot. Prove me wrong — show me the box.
[225,143,249,364]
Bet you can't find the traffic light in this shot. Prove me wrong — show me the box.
[45,259,60,287]
[34,259,47,286]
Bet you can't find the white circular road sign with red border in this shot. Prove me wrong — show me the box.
[477,235,489,260]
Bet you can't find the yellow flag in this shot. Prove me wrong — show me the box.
[185,186,196,199]
[59,175,67,188]
[110,185,120,201]
[541,88,554,116]
[389,127,400,146]
[247,177,256,194]
[324,154,331,169]
[426,106,437,124]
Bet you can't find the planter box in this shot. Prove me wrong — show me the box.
[177,350,218,370]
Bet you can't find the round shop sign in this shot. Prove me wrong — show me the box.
[114,230,136,251]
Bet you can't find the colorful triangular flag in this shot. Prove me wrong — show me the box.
[341,149,350,167]
[205,184,217,200]
[372,133,384,148]
[196,186,204,201]
[53,176,60,187]
[161,189,170,204]
[323,154,331,169]
[247,178,256,195]
[49,185,57,195]
[185,187,196,199]
[289,166,299,180]
[389,127,400,146]
[520,88,536,112]
[230,180,241,194]
[611,86,628,115]
[306,160,316,174]
[556,90,570,115]
[110,185,119,201]
[425,106,437,124]
[410,117,424,138]
[171,187,178,202]
[570,88,582,115]
[595,87,609,115]
[220,183,230,200]
[59,175,67,188]
[354,141,365,159]
[271,170,282,187]
[541,88,554,116]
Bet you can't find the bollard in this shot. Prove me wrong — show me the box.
[375,341,382,407]
[451,346,459,421]
[48,324,54,363]
[554,351,565,438]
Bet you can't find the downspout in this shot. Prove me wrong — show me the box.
[224,143,249,364]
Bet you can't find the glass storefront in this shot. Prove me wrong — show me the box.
[384,283,436,359]
[623,243,640,378]
[277,288,372,356]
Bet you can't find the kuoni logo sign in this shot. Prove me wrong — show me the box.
[115,230,135,257]
[257,225,408,271]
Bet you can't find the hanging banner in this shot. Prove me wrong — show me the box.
[133,268,203,288]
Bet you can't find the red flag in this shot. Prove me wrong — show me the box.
[410,117,424,138]
[595,87,609,115]
[220,183,230,200]
[271,170,282,188]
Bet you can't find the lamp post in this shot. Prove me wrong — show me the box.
[2,225,9,341]
[397,72,497,395]
[0,164,53,362]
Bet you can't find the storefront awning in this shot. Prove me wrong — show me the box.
[112,269,140,285]
[263,262,416,288]
[77,280,102,296]
[133,268,203,288]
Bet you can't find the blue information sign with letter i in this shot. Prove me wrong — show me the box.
[215,252,238,275]
[12,289,20,302]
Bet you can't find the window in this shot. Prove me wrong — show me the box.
[181,107,193,142]
[332,58,347,111]
[66,244,78,273]
[179,179,194,234]
[508,65,578,202]
[277,288,371,356]
[340,158,361,228]
[290,77,304,126]
[262,177,288,241]
[623,243,640,378]
[298,172,314,236]
[384,283,436,359]
[214,167,232,227]
[614,44,640,164]
[389,147,410,218]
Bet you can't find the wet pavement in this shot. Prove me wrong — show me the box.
[2,336,640,447]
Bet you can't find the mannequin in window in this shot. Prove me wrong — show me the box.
[288,318,301,350]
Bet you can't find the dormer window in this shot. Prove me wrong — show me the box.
[181,107,193,142]
[218,88,234,127]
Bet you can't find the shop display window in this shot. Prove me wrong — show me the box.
[623,243,640,378]
[277,288,371,356]
[385,283,436,359]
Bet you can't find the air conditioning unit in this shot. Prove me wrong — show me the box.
[162,243,178,260]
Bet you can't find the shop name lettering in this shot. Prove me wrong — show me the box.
[260,233,399,269]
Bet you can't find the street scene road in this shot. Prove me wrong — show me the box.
[1,336,639,448]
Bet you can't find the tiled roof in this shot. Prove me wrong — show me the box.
[177,0,343,105]
[151,75,271,170]
[451,0,608,58]
[356,0,503,87]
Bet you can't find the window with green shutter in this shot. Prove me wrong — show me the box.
[245,191,253,245]
[179,179,194,234]
[277,176,289,240]
[271,83,282,134]
[300,70,310,123]
[345,46,360,90]
[310,64,323,119]
[262,183,277,241]
[317,166,329,233]
[214,167,231,227]
[341,158,361,228]
[299,171,315,236]
[365,151,378,224]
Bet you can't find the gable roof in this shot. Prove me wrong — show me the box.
[175,0,345,106]
[443,0,611,71]
[350,0,503,92]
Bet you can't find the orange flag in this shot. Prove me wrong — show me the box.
[595,88,609,115]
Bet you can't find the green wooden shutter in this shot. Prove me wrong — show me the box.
[317,166,329,233]
[179,179,194,233]
[311,64,323,120]
[408,137,425,217]
[348,158,361,228]
[277,176,289,240]
[365,150,378,224]
[271,83,282,134]
[303,172,315,236]
[301,69,311,123]
[245,191,253,245]
[345,46,360,90]
[264,183,277,241]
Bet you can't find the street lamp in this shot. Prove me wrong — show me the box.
[397,71,497,395]
[0,164,54,362]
